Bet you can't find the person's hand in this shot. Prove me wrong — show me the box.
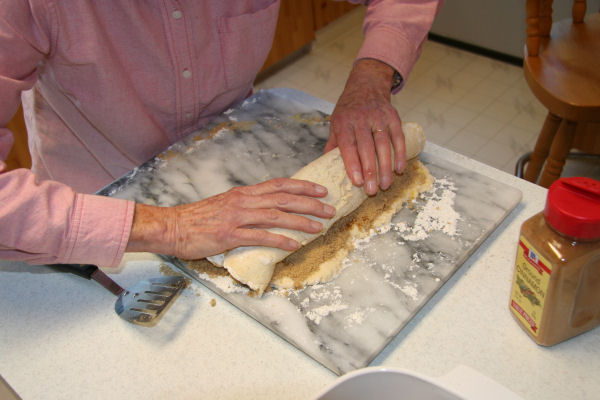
[126,178,335,260]
[326,58,406,196]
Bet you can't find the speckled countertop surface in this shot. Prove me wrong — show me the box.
[1,90,598,400]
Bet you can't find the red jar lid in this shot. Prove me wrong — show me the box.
[544,177,600,239]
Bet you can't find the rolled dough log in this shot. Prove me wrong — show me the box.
[270,158,434,289]
[210,122,426,294]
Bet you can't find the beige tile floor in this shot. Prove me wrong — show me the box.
[256,7,600,182]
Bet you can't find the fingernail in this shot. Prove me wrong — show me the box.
[324,204,336,216]
[288,240,300,250]
[396,160,406,173]
[366,181,377,195]
[310,221,323,231]
[352,170,363,185]
[380,177,391,190]
[315,185,327,195]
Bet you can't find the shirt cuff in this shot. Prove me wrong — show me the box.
[356,26,422,94]
[63,193,135,268]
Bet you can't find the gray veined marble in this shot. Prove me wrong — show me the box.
[99,89,522,375]
[100,93,331,203]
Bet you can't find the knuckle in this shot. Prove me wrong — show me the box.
[274,193,290,207]
[271,178,286,189]
[364,168,377,179]
[216,227,239,246]
[213,229,229,245]
[331,115,350,130]
[266,209,281,221]
[226,189,245,204]
[375,109,387,120]
[338,134,357,148]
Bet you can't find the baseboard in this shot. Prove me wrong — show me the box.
[255,44,313,84]
[427,33,523,67]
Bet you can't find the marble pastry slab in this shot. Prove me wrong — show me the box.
[99,89,522,375]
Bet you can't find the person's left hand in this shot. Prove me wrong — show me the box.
[325,59,405,196]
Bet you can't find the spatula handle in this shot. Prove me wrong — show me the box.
[48,264,124,296]
[49,263,98,279]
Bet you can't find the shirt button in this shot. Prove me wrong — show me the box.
[182,69,191,79]
[185,112,193,120]
[172,10,182,19]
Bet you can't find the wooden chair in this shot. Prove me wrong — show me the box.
[522,0,600,187]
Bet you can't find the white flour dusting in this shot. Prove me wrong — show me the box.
[303,285,349,325]
[386,280,419,301]
[390,177,460,241]
[308,284,342,301]
[345,307,376,327]
[212,127,229,139]
[345,176,461,299]
[242,97,258,106]
[196,272,249,295]
[352,235,373,251]
[306,303,349,325]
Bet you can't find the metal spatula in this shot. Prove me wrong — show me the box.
[49,264,187,327]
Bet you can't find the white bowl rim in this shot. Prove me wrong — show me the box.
[313,366,466,400]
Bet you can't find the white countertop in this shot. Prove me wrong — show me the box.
[2,120,599,399]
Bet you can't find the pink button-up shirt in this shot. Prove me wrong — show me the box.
[0,0,441,267]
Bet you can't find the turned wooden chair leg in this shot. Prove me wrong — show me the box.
[539,119,577,188]
[524,112,561,183]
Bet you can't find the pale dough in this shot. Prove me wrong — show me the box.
[209,122,427,295]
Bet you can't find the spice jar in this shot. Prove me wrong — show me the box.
[509,177,600,346]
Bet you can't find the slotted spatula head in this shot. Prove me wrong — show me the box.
[115,276,187,327]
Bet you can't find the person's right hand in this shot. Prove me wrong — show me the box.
[125,178,335,260]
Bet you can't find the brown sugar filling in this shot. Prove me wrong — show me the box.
[271,159,432,289]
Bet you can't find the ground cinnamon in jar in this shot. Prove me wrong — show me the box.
[509,177,600,346]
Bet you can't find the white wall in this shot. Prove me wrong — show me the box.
[430,0,600,58]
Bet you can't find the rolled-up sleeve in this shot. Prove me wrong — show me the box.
[348,0,443,92]
[0,1,135,268]
[0,167,135,267]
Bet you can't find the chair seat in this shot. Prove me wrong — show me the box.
[521,6,600,188]
[524,13,600,122]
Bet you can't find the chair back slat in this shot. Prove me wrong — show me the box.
[573,0,587,23]
[540,0,553,36]
[526,0,542,56]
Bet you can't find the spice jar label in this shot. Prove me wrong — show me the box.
[510,236,552,337]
